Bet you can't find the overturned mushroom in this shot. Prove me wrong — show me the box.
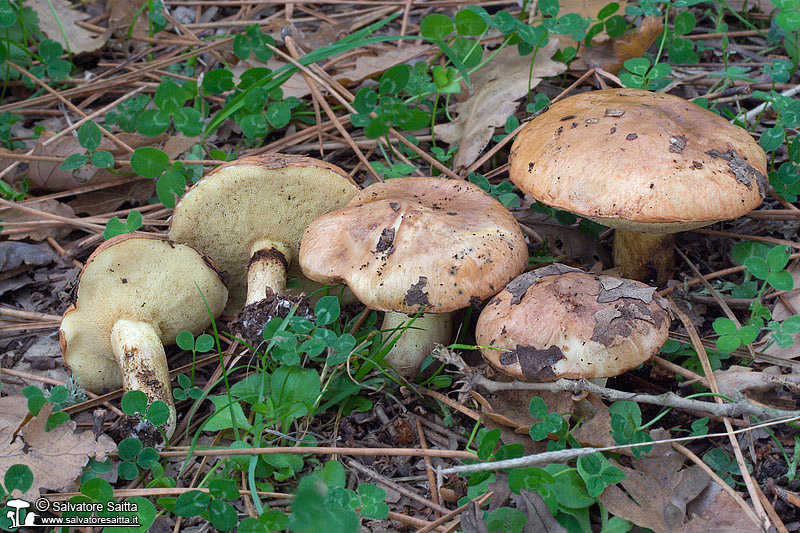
[509,89,766,285]
[169,155,359,325]
[300,177,528,379]
[476,265,669,381]
[59,235,228,440]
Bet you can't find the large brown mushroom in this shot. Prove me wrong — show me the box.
[300,177,528,379]
[476,264,669,381]
[509,88,767,285]
[169,154,359,319]
[59,235,228,440]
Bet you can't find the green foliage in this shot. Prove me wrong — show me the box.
[619,57,672,90]
[119,390,171,439]
[21,385,73,431]
[60,120,115,172]
[469,172,521,207]
[703,448,744,487]
[608,401,653,458]
[528,397,568,441]
[576,453,625,497]
[104,210,143,240]
[585,2,628,44]
[289,475,360,533]
[712,317,758,352]
[0,112,22,149]
[3,464,33,495]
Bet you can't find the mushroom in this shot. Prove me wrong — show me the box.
[509,88,767,285]
[59,235,228,440]
[299,177,528,379]
[476,264,669,381]
[168,154,360,322]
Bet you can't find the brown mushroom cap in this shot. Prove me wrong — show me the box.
[299,177,528,313]
[169,154,359,313]
[59,234,228,393]
[509,89,766,233]
[476,265,669,381]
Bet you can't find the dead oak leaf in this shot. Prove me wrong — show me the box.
[599,429,755,532]
[29,0,108,55]
[471,388,575,435]
[0,198,75,242]
[334,44,431,86]
[28,131,164,191]
[571,16,663,75]
[0,242,60,272]
[436,39,566,171]
[243,45,432,100]
[0,402,116,500]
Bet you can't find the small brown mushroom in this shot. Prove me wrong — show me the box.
[169,154,360,315]
[300,177,528,379]
[476,265,669,381]
[509,89,767,285]
[59,235,228,440]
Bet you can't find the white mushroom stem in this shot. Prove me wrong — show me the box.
[382,312,453,380]
[613,229,675,286]
[246,240,294,305]
[110,319,177,439]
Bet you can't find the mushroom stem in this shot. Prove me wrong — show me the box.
[382,312,453,380]
[613,229,675,286]
[110,319,177,440]
[246,240,293,304]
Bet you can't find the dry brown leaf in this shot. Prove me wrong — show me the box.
[435,39,566,171]
[300,22,349,53]
[239,44,433,101]
[471,387,575,434]
[0,396,28,431]
[29,0,108,55]
[0,402,115,500]
[107,0,147,36]
[575,16,663,74]
[163,134,201,159]
[0,242,59,271]
[680,485,758,533]
[0,199,75,241]
[67,179,155,216]
[28,132,95,190]
[551,0,628,23]
[600,429,755,532]
[230,58,311,100]
[335,44,431,85]
[570,396,630,452]
[28,131,163,191]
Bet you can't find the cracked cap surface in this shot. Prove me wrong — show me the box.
[299,177,528,313]
[476,265,670,381]
[509,89,766,233]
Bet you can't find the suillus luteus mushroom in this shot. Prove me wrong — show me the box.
[59,235,229,441]
[168,154,360,344]
[476,264,670,381]
[299,177,528,379]
[509,89,767,285]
